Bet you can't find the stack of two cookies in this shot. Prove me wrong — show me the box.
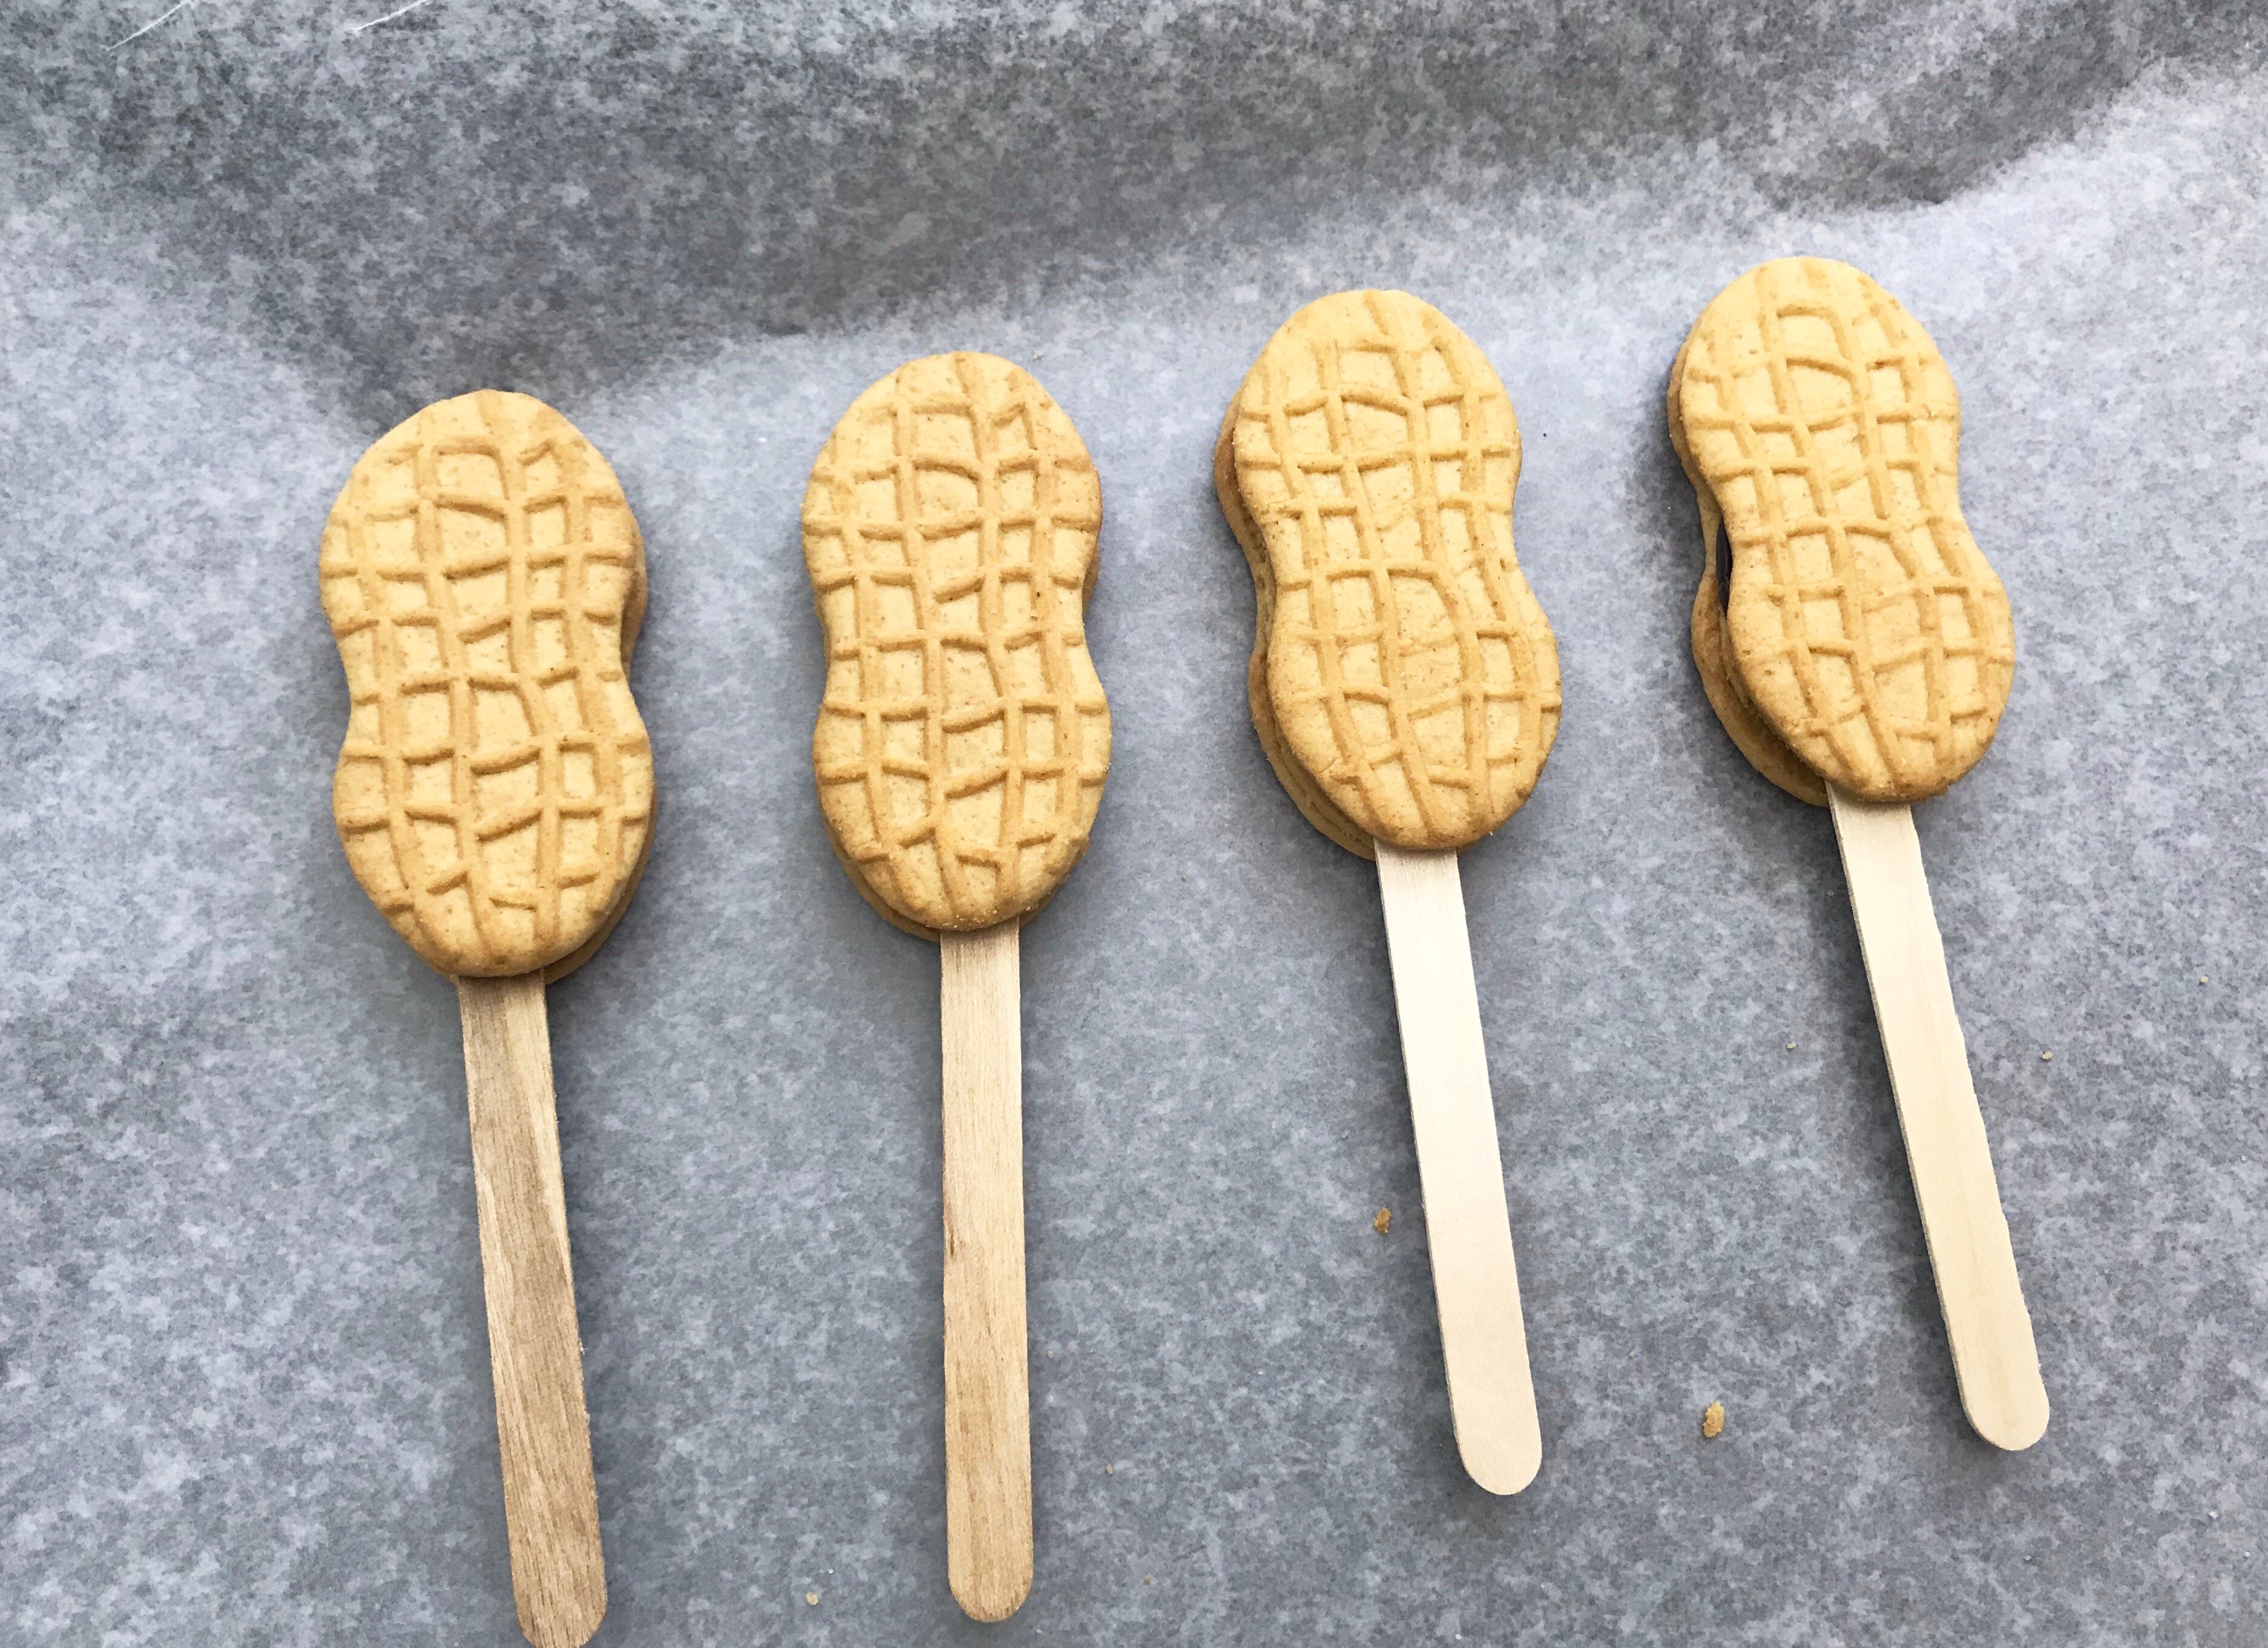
[1669,256,2015,809]
[1215,289,1560,859]
[802,351,1112,941]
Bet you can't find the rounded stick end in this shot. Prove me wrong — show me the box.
[950,1566,1032,1623]
[1966,1385,2050,1452]
[1459,1429,1542,1496]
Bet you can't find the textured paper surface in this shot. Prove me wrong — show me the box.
[5,4,2267,1644]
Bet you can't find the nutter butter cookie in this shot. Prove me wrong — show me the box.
[1216,289,1560,854]
[1215,294,1554,1494]
[1669,261,2049,1454]
[322,390,654,978]
[803,352,1111,934]
[1669,256,2015,803]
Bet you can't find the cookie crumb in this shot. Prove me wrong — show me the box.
[1701,1400,1725,1439]
[1373,1207,1391,1236]
[2200,975,2209,984]
[2040,1050,2053,1062]
[1786,1041,1796,1050]
[805,1591,820,1606]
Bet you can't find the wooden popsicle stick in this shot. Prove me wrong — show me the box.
[1373,842,1542,1495]
[1826,786,2049,1451]
[938,923,1034,1621]
[456,974,608,1648]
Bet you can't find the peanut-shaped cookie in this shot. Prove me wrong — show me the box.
[1218,290,1560,854]
[323,391,653,977]
[803,353,1111,934]
[1671,257,2014,802]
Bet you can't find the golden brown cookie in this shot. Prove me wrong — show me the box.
[803,352,1111,935]
[1217,289,1560,853]
[323,390,654,978]
[1671,257,2014,802]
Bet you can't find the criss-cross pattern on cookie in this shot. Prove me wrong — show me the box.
[804,354,1109,931]
[1679,259,2013,795]
[323,391,651,975]
[1237,290,1557,848]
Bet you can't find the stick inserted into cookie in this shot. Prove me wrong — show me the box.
[323,391,656,1645]
[1670,256,2046,1451]
[938,923,1030,1619]
[1374,844,1541,1491]
[455,974,606,1647]
[1827,792,2043,1446]
[802,354,1112,1619]
[1217,290,1562,1494]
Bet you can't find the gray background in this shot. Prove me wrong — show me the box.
[5,2,2266,1643]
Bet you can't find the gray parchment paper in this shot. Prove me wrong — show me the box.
[5,4,2268,1643]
